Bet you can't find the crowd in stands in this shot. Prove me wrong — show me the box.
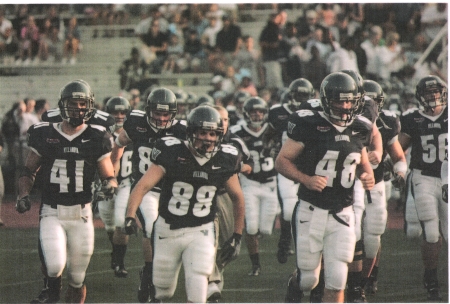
[0,3,447,195]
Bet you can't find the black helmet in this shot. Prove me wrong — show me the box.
[234,90,251,104]
[187,105,224,158]
[341,70,364,114]
[174,89,188,104]
[288,78,315,109]
[415,75,447,110]
[145,87,177,129]
[195,94,214,107]
[243,97,268,128]
[363,80,384,112]
[58,79,95,127]
[105,96,131,129]
[320,72,360,126]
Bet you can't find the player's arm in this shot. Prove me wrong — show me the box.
[111,129,132,175]
[224,173,245,235]
[16,149,41,213]
[275,138,328,192]
[126,162,165,218]
[96,154,119,199]
[368,124,382,165]
[398,132,412,152]
[387,139,407,188]
[262,123,281,158]
[357,147,375,190]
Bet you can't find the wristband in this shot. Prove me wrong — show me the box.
[393,161,407,176]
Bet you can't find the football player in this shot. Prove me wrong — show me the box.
[263,78,315,265]
[16,80,118,303]
[230,97,279,276]
[399,75,448,301]
[110,87,186,303]
[356,80,407,296]
[96,96,132,278]
[207,105,253,302]
[124,106,245,303]
[278,72,375,303]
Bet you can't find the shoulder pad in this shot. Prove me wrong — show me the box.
[269,103,283,111]
[89,124,107,132]
[402,108,418,116]
[229,124,243,133]
[130,110,146,117]
[381,109,398,118]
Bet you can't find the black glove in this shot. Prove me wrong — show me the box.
[16,195,31,213]
[391,173,406,191]
[217,233,241,269]
[101,177,118,200]
[443,184,448,203]
[124,217,138,236]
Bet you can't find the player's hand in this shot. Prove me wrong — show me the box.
[391,172,406,191]
[304,175,328,192]
[101,177,118,200]
[217,233,242,269]
[16,195,31,213]
[240,164,252,175]
[368,151,382,166]
[443,184,448,203]
[124,217,138,236]
[360,172,375,190]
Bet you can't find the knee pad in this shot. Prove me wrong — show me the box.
[299,269,320,292]
[67,271,85,289]
[405,221,423,239]
[97,199,115,232]
[363,233,380,259]
[364,204,387,236]
[324,260,348,290]
[423,219,441,243]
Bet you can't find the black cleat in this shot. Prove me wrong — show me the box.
[207,292,222,303]
[309,285,323,303]
[425,281,442,301]
[365,276,378,295]
[248,265,261,276]
[30,278,60,304]
[138,266,150,303]
[114,265,128,278]
[277,245,292,264]
[346,286,367,303]
[285,273,303,303]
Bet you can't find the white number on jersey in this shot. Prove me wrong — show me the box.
[249,150,274,173]
[168,181,216,217]
[121,150,133,178]
[93,110,109,121]
[50,159,84,192]
[161,136,182,146]
[421,134,448,163]
[221,144,238,155]
[138,146,152,174]
[315,151,361,188]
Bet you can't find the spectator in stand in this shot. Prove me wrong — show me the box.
[305,27,335,62]
[296,9,323,48]
[140,18,169,74]
[42,5,60,31]
[391,3,422,43]
[360,25,383,80]
[135,7,152,41]
[233,35,263,89]
[16,15,40,65]
[118,47,149,91]
[187,6,209,38]
[235,68,258,97]
[202,15,222,50]
[420,3,447,44]
[183,28,203,71]
[0,8,18,65]
[37,18,62,63]
[167,12,186,46]
[62,16,81,65]
[377,31,405,81]
[208,75,224,98]
[162,33,184,74]
[12,4,29,37]
[259,12,284,91]
[222,65,237,95]
[304,45,327,92]
[327,36,359,73]
[215,14,242,67]
[281,22,310,85]
[339,3,364,38]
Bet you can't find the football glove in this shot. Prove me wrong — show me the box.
[443,184,448,203]
[391,173,406,191]
[124,217,138,236]
[217,233,241,269]
[16,195,31,213]
[101,177,118,200]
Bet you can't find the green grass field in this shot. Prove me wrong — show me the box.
[0,199,448,303]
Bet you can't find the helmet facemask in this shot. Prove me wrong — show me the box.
[61,98,94,127]
[189,128,224,159]
[289,91,312,110]
[146,107,177,130]
[327,96,360,126]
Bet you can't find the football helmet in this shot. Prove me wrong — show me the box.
[105,96,131,129]
[341,70,364,114]
[145,87,177,129]
[363,80,384,112]
[174,89,188,104]
[187,105,224,158]
[320,72,360,126]
[58,79,95,127]
[288,78,315,110]
[243,97,268,128]
[415,75,447,111]
[195,94,214,107]
[234,90,251,104]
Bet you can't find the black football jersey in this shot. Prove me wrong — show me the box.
[27,122,113,206]
[222,130,253,167]
[42,108,116,134]
[230,123,276,183]
[150,137,242,229]
[267,103,294,145]
[400,106,448,177]
[112,131,133,184]
[287,109,372,209]
[374,109,401,183]
[123,109,187,189]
